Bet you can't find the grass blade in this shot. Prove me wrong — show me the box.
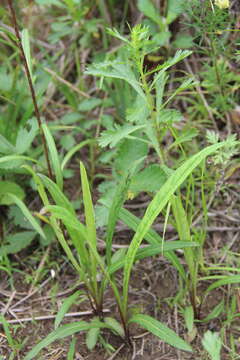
[80,162,98,298]
[23,321,108,360]
[54,291,82,329]
[122,141,231,316]
[129,314,192,352]
[6,193,45,239]
[42,123,63,190]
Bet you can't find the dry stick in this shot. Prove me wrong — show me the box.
[7,0,53,180]
[3,310,110,325]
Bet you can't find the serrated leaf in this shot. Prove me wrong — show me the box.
[129,314,192,352]
[0,134,16,154]
[0,231,36,256]
[126,95,149,123]
[15,118,38,154]
[167,0,184,24]
[130,164,167,193]
[137,0,163,26]
[85,62,146,100]
[54,291,82,329]
[99,124,145,148]
[0,181,25,205]
[107,27,130,44]
[157,109,183,125]
[115,138,148,175]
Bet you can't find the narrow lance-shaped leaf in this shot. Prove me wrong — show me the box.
[23,321,110,360]
[42,123,63,191]
[6,193,45,239]
[122,141,235,316]
[80,162,98,298]
[129,314,192,352]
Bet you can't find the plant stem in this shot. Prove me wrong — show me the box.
[7,0,53,180]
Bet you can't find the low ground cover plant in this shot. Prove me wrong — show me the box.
[0,1,240,359]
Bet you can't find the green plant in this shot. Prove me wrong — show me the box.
[202,330,222,360]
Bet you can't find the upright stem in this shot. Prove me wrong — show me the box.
[7,0,53,180]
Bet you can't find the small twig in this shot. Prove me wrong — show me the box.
[2,291,16,316]
[2,309,110,325]
[107,343,125,360]
[44,67,90,98]
[7,0,53,179]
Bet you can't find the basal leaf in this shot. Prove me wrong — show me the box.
[54,291,82,329]
[23,321,108,360]
[122,141,234,315]
[129,314,192,352]
[99,124,145,148]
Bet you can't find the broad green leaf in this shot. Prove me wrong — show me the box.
[202,331,222,360]
[167,0,184,24]
[42,123,63,190]
[105,317,124,337]
[78,98,102,112]
[15,118,38,154]
[126,95,149,123]
[23,321,108,360]
[130,164,167,194]
[137,0,163,27]
[99,124,145,148]
[115,138,148,175]
[0,134,16,154]
[129,314,192,352]
[85,62,146,100]
[54,291,82,329]
[0,231,36,256]
[6,193,45,239]
[0,181,25,205]
[86,327,100,350]
[122,141,233,315]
